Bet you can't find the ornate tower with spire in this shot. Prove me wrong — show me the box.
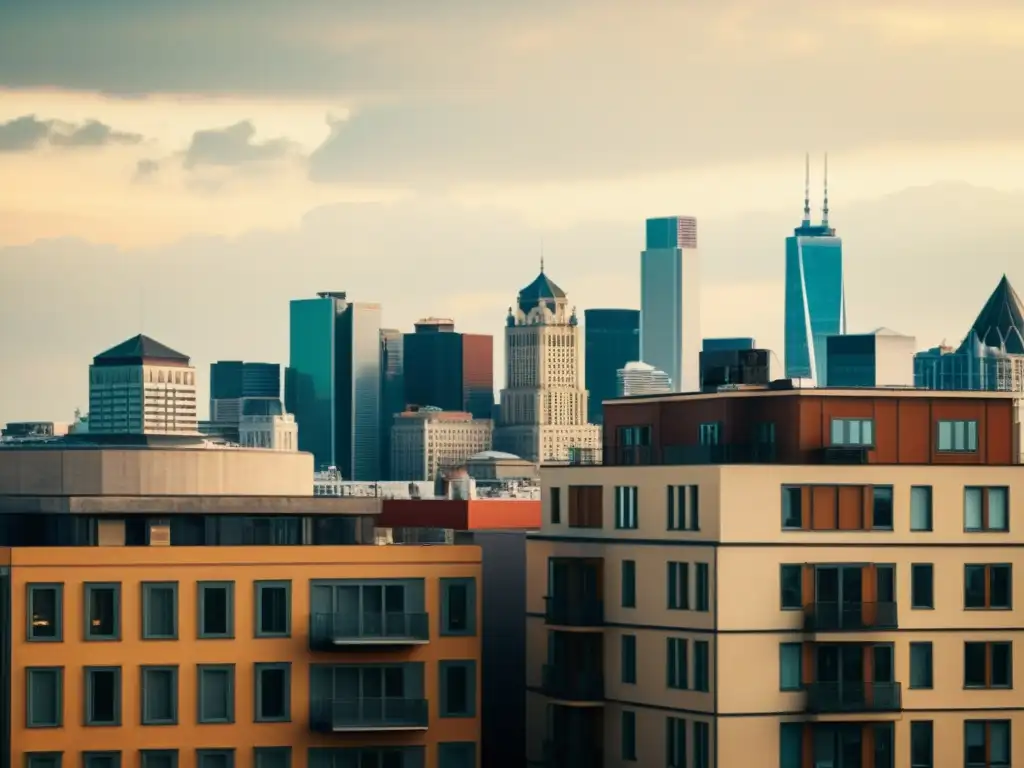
[784,152,845,385]
[494,266,601,463]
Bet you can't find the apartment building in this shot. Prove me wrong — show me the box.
[526,386,1023,768]
[1,441,481,768]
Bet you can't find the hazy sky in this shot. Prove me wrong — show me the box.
[2,0,1024,424]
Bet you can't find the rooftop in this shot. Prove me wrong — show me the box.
[93,334,190,367]
[605,384,1019,406]
[958,275,1024,355]
[518,268,566,311]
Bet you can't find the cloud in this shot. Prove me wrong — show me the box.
[182,121,295,170]
[0,114,142,152]
[134,158,160,182]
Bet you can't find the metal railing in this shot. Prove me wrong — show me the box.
[805,681,902,714]
[803,601,898,632]
[310,697,429,731]
[543,596,604,627]
[310,612,429,647]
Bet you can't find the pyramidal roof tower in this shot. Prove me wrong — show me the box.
[957,275,1024,355]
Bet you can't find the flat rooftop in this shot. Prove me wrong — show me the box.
[0,495,379,516]
[605,386,1021,406]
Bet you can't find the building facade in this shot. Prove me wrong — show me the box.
[616,361,671,397]
[88,335,198,436]
[380,329,406,480]
[238,400,298,451]
[402,319,493,420]
[494,268,601,463]
[784,158,845,385]
[583,309,640,424]
[287,292,381,479]
[210,362,281,425]
[390,407,493,482]
[529,387,1022,768]
[640,216,701,393]
[703,337,756,353]
[826,329,916,388]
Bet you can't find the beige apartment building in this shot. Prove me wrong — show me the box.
[526,387,1023,768]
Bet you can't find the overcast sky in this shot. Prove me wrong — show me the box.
[2,0,1024,424]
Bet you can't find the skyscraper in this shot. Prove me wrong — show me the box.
[379,328,405,479]
[616,360,671,396]
[584,308,640,424]
[210,360,281,423]
[784,153,846,385]
[402,318,493,419]
[640,216,701,392]
[286,291,381,478]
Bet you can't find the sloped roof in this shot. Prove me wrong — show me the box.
[957,275,1024,355]
[93,334,190,366]
[517,270,566,312]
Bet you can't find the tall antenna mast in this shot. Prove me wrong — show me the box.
[822,151,830,226]
[802,152,811,226]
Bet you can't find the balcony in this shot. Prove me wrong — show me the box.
[310,697,429,732]
[542,740,603,768]
[541,664,604,704]
[805,682,902,714]
[610,443,777,466]
[310,611,430,648]
[544,596,604,628]
[803,601,898,632]
[820,447,870,464]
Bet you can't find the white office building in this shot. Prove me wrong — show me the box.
[390,407,492,481]
[616,361,672,397]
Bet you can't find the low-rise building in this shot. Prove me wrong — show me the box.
[390,407,493,482]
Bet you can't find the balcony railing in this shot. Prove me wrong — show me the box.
[609,443,778,466]
[542,740,604,768]
[820,447,870,464]
[309,611,430,648]
[310,697,429,731]
[803,601,898,632]
[544,596,604,628]
[541,664,604,703]
[805,681,902,714]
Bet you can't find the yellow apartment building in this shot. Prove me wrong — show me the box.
[526,387,1022,768]
[0,443,481,768]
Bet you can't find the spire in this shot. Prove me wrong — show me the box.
[822,151,830,226]
[540,238,545,274]
[802,152,811,225]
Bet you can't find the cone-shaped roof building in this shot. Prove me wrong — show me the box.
[957,275,1024,355]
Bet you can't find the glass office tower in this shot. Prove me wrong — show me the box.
[584,308,640,423]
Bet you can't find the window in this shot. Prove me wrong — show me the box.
[567,485,603,528]
[910,721,933,768]
[872,485,894,529]
[197,664,234,723]
[198,582,234,639]
[255,663,291,722]
[695,563,709,611]
[26,667,62,727]
[780,722,802,768]
[621,560,636,608]
[440,660,476,717]
[964,720,1010,768]
[780,565,802,609]
[965,487,1009,532]
[196,751,234,768]
[693,640,709,692]
[756,421,776,444]
[694,722,710,768]
[25,754,62,768]
[781,486,803,529]
[141,665,178,725]
[911,564,934,609]
[667,562,689,610]
[550,487,561,524]
[437,743,475,768]
[441,577,476,635]
[666,717,686,768]
[253,749,290,768]
[830,417,874,446]
[910,486,933,532]
[667,485,699,531]
[621,710,637,761]
[614,486,638,529]
[84,583,120,641]
[667,637,688,689]
[779,643,802,691]
[141,752,178,768]
[85,667,120,726]
[27,584,62,642]
[255,581,291,637]
[142,582,178,639]
[698,422,720,445]
[938,419,978,452]
[83,753,120,768]
[621,634,637,684]
[909,643,933,689]
[964,642,1013,688]
[965,564,1013,609]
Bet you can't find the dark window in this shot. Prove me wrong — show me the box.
[964,720,1010,768]
[25,753,62,768]
[694,721,710,768]
[26,667,62,727]
[909,643,933,689]
[911,564,934,609]
[830,417,874,446]
[196,751,234,768]
[667,716,686,768]
[688,485,700,530]
[255,581,290,637]
[910,721,933,768]
[698,422,720,446]
[27,584,62,642]
[910,486,933,531]
[621,560,636,608]
[141,665,178,725]
[255,663,290,722]
[621,710,637,761]
[441,577,476,635]
[937,419,978,452]
[550,487,561,524]
[780,565,802,609]
[693,640,709,692]
[872,486,894,529]
[614,486,639,529]
[965,564,1012,609]
[198,582,233,639]
[253,748,290,768]
[965,487,1009,532]
[197,664,234,723]
[142,582,178,639]
[85,583,120,641]
[779,643,801,691]
[667,485,683,530]
[621,634,637,684]
[964,642,1013,689]
[83,753,120,768]
[667,562,689,610]
[85,667,120,725]
[695,563,709,612]
[781,486,802,529]
[780,722,802,768]
[140,751,178,768]
[667,638,688,689]
[440,660,475,717]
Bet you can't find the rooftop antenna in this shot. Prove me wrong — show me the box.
[822,151,830,227]
[802,152,811,226]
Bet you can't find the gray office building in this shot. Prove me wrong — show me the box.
[379,328,405,480]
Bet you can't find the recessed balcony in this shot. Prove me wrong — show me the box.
[540,663,604,704]
[803,601,898,633]
[543,596,604,629]
[310,697,429,732]
[805,681,902,714]
[310,611,430,649]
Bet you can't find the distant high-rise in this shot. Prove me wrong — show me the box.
[584,309,640,423]
[403,318,493,419]
[210,361,281,423]
[784,153,846,385]
[703,337,755,353]
[827,329,916,388]
[286,291,381,478]
[616,361,671,397]
[640,216,701,392]
[379,328,405,480]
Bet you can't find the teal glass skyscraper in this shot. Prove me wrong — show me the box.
[784,154,846,385]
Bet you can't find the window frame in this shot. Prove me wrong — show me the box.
[25,753,62,768]
[614,485,639,530]
[439,660,476,718]
[964,486,1010,533]
[550,486,561,524]
[26,583,63,643]
[779,642,802,691]
[871,485,895,530]
[84,665,122,726]
[911,563,934,610]
[440,577,477,636]
[693,640,710,692]
[140,665,179,726]
[25,666,63,728]
[621,709,637,761]
[937,419,979,453]
[780,564,803,610]
[910,486,933,532]
[141,582,179,640]
[621,559,636,608]
[829,417,875,447]
[964,563,1013,610]
[964,719,1010,768]
[666,716,686,768]
[667,485,683,531]
[781,486,803,529]
[667,561,689,610]
[910,720,933,768]
[195,750,235,768]
[693,721,711,768]
[254,580,291,638]
[666,637,688,690]
[196,664,235,724]
[437,744,475,768]
[82,753,121,768]
[84,582,121,642]
[140,751,178,768]
[621,633,637,685]
[254,662,292,723]
[964,641,1013,689]
[197,581,234,640]
[253,748,290,768]
[909,642,934,690]
[695,563,710,612]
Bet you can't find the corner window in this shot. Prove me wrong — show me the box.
[255,663,291,722]
[85,666,121,726]
[142,582,178,639]
[439,660,476,717]
[198,582,234,639]
[441,577,476,636]
[937,419,978,452]
[910,486,933,532]
[614,486,639,529]
[27,584,62,642]
[254,581,290,637]
[781,486,803,529]
[26,667,63,728]
[830,417,874,447]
